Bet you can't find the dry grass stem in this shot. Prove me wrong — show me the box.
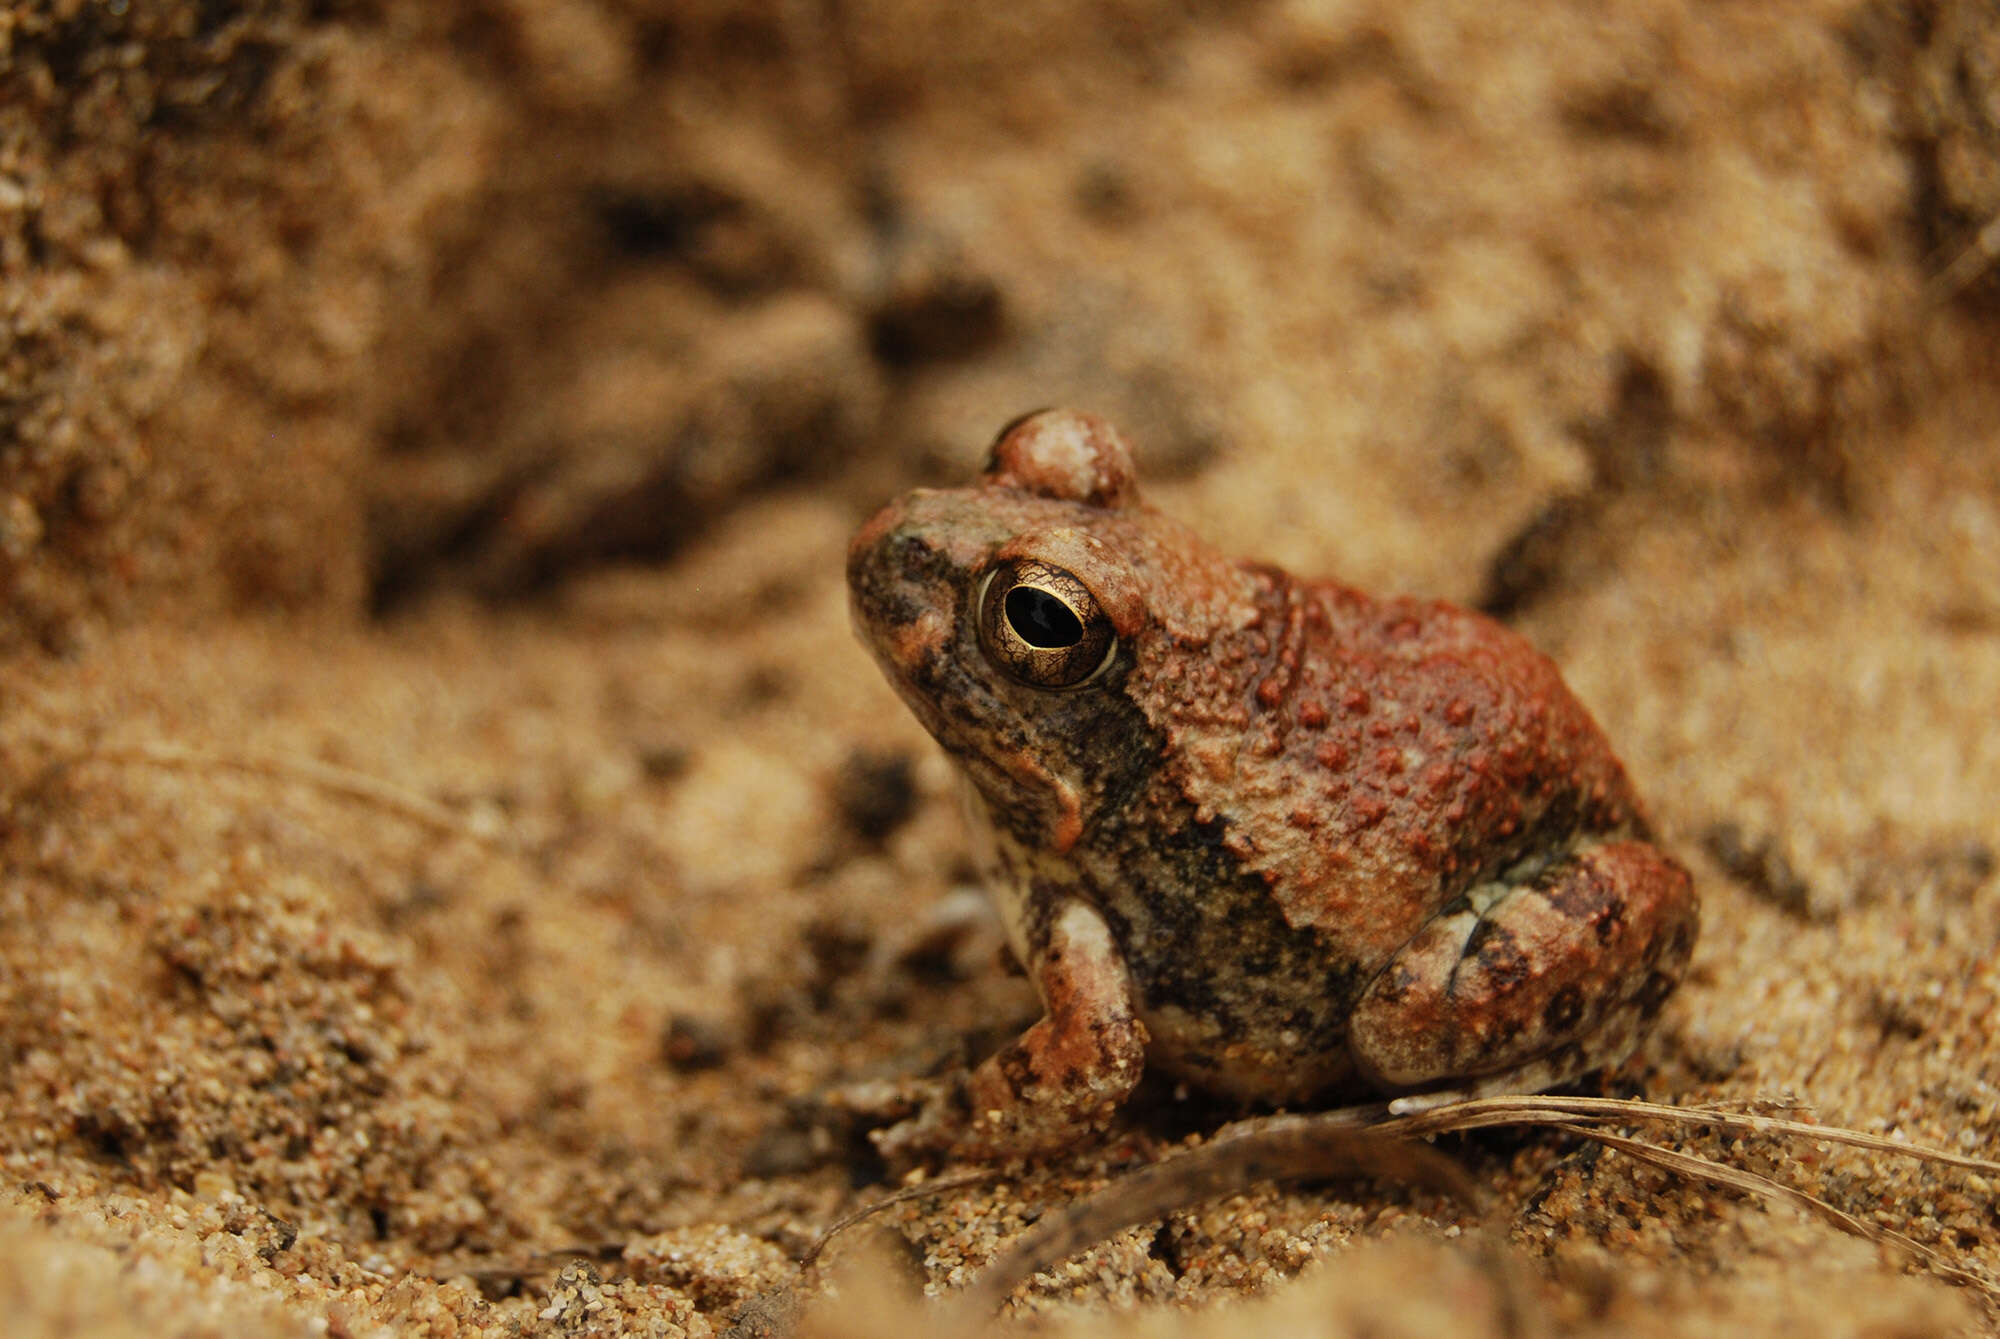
[1550,1122,2000,1303]
[945,1122,1484,1320]
[74,740,511,847]
[939,1093,1999,1316]
[1927,212,2000,301]
[1381,1094,2000,1175]
[800,1169,1003,1273]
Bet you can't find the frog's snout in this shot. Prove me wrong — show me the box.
[850,505,934,625]
[847,501,965,695]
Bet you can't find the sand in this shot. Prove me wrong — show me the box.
[2,0,1998,1334]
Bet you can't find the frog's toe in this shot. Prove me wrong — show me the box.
[866,1077,978,1165]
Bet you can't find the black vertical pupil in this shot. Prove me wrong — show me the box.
[1005,586,1083,648]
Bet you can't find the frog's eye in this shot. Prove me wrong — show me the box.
[975,559,1117,689]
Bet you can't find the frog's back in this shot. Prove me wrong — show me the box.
[1144,561,1646,970]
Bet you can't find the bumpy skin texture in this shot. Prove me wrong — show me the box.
[847,410,1698,1159]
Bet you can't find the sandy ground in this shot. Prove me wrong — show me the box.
[3,0,1999,1335]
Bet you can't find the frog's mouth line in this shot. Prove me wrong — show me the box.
[891,659,1089,856]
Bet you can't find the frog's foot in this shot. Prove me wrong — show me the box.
[1349,838,1698,1098]
[872,899,1148,1163]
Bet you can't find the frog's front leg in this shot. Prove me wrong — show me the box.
[1348,839,1697,1100]
[875,898,1148,1162]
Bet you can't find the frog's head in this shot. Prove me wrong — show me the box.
[847,410,1162,853]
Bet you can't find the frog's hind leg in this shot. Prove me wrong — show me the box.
[1347,838,1697,1101]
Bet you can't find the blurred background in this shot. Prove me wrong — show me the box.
[2,2,1998,1335]
[7,0,1996,640]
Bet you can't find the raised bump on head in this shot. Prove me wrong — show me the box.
[987,409,1140,510]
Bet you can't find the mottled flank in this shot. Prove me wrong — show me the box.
[849,410,1697,1158]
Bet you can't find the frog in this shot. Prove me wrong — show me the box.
[846,408,1698,1160]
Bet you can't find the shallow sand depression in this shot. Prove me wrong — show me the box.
[2,2,1999,1336]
